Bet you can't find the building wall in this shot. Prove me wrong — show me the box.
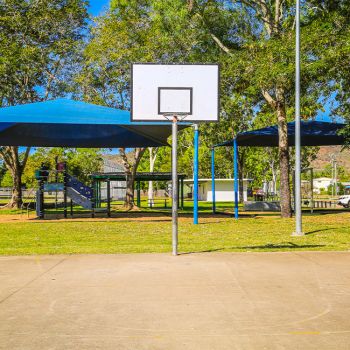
[203,180,248,202]
[313,178,332,194]
[101,158,126,200]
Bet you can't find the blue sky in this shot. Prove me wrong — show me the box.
[88,0,110,16]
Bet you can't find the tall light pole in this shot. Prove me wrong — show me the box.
[293,0,304,236]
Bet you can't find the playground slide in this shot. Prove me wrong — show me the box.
[66,174,93,210]
[67,187,92,210]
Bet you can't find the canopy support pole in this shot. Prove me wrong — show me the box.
[310,168,314,213]
[181,178,184,209]
[91,179,95,218]
[193,124,199,224]
[233,138,239,219]
[137,180,141,207]
[211,147,216,214]
[107,179,111,217]
[63,170,67,219]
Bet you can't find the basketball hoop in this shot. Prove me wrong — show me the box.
[131,63,220,255]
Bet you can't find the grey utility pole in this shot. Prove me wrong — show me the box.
[293,0,303,236]
[335,160,338,196]
[331,155,338,197]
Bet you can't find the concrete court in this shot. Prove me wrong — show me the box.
[0,252,350,350]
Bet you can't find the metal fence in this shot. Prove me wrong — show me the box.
[0,188,36,200]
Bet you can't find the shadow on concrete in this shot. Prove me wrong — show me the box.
[179,242,326,255]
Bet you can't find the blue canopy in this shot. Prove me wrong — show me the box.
[214,120,346,147]
[0,99,183,147]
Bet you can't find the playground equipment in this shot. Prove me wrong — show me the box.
[20,188,37,218]
[35,163,187,218]
[35,162,97,219]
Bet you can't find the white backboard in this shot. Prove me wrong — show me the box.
[131,63,219,122]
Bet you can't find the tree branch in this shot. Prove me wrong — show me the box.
[118,148,132,173]
[0,147,14,170]
[20,147,31,172]
[275,0,281,27]
[210,33,232,55]
[261,89,277,108]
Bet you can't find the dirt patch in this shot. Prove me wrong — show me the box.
[0,214,38,223]
[0,211,236,224]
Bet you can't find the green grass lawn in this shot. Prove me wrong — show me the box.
[0,210,349,255]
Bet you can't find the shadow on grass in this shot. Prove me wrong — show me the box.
[304,228,333,235]
[180,242,326,255]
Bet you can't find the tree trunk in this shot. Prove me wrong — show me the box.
[148,147,158,207]
[0,146,30,209]
[276,87,292,218]
[148,179,154,206]
[125,172,135,209]
[119,147,146,209]
[9,166,23,209]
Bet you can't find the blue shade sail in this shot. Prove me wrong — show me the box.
[0,99,185,147]
[214,121,346,147]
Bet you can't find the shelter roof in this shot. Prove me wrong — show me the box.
[0,99,187,147]
[214,121,346,147]
[90,172,187,181]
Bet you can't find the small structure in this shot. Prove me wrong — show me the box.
[313,177,332,194]
[101,159,126,200]
[91,172,186,209]
[184,178,251,202]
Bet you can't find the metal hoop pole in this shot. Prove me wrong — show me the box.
[193,124,199,224]
[172,116,178,255]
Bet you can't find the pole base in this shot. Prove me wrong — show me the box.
[291,231,305,237]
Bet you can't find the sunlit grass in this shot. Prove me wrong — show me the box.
[0,210,349,255]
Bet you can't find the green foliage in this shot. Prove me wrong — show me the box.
[326,182,345,195]
[314,164,349,181]
[22,148,103,187]
[0,160,6,184]
[0,0,89,206]
[76,1,346,192]
[0,0,89,105]
[0,171,13,187]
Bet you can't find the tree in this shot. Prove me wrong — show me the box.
[79,0,342,214]
[0,159,6,185]
[324,3,350,135]
[147,147,159,206]
[118,148,146,209]
[0,0,88,208]
[75,0,198,208]
[21,147,104,188]
[150,1,347,217]
[0,147,30,207]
